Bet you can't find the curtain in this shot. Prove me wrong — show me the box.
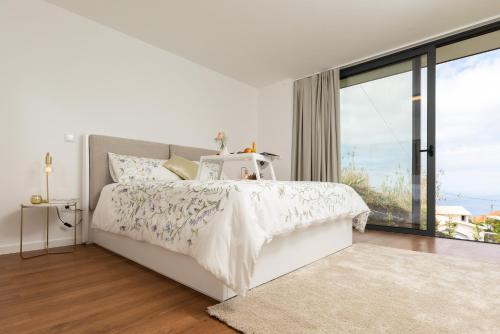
[291,68,340,182]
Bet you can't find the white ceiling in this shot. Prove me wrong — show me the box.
[46,0,500,87]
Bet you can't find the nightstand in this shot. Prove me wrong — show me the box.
[20,200,78,259]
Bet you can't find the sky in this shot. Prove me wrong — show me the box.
[340,48,500,215]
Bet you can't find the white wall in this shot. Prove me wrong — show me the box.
[0,0,258,254]
[257,79,294,180]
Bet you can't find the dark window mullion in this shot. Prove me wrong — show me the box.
[426,47,437,237]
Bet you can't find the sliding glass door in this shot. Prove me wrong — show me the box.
[435,30,500,243]
[340,22,499,241]
[340,53,434,233]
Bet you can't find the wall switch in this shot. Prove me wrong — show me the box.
[64,134,75,143]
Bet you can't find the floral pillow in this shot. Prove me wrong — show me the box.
[108,152,181,183]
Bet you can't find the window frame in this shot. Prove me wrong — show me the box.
[339,20,500,238]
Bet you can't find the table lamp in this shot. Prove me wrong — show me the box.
[43,152,52,203]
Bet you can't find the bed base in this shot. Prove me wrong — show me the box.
[92,218,352,301]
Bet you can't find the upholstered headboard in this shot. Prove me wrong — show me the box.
[87,134,216,210]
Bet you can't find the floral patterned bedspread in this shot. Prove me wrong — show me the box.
[92,180,370,295]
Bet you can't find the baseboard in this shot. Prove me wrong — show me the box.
[0,237,82,255]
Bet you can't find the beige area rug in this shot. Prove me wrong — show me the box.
[208,243,500,334]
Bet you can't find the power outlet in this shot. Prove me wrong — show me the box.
[64,134,75,143]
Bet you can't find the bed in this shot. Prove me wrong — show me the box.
[82,134,369,301]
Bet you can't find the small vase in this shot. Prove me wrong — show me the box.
[219,146,229,155]
[31,195,43,204]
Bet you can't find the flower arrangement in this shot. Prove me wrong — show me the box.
[214,131,229,155]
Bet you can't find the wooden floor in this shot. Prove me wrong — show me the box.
[1,230,499,334]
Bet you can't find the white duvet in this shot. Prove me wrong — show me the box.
[92,180,370,295]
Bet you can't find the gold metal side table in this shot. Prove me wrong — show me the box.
[20,201,78,259]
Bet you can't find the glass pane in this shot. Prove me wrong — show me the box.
[340,56,427,229]
[436,31,500,244]
[419,59,428,231]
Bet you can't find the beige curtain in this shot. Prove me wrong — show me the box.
[292,68,340,182]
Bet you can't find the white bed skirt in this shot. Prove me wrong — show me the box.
[92,218,353,301]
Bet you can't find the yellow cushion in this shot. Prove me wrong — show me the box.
[163,155,199,180]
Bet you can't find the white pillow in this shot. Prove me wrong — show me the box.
[108,152,181,183]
